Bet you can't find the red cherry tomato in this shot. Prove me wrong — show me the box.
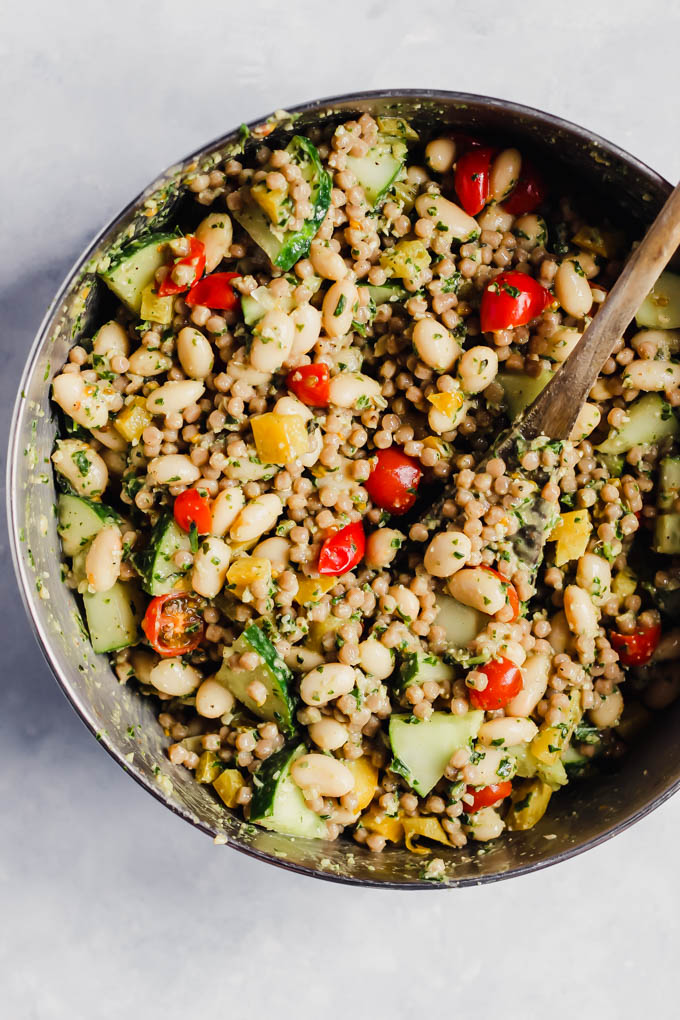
[502,160,547,215]
[465,781,513,813]
[173,488,213,535]
[142,593,205,657]
[157,236,206,296]
[480,270,552,332]
[286,363,330,407]
[364,447,423,515]
[318,521,365,576]
[610,623,661,667]
[186,271,240,310]
[480,565,520,621]
[454,146,495,216]
[469,657,523,711]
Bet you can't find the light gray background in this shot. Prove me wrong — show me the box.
[2,2,679,1017]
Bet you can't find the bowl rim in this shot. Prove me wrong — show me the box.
[7,87,677,888]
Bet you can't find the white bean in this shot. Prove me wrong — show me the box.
[415,192,479,242]
[51,439,109,498]
[424,531,471,577]
[148,658,201,696]
[387,585,420,622]
[147,454,200,486]
[291,754,355,797]
[490,148,521,202]
[177,327,214,379]
[458,346,498,393]
[564,584,599,638]
[250,309,295,372]
[514,214,547,250]
[101,448,127,477]
[322,278,358,338]
[623,360,680,392]
[478,716,538,747]
[210,486,246,537]
[570,402,601,441]
[466,747,516,786]
[478,204,515,234]
[284,646,325,673]
[146,379,205,416]
[93,320,129,359]
[85,526,123,592]
[544,326,582,363]
[507,652,550,716]
[192,537,231,598]
[413,317,460,371]
[358,638,394,681]
[448,567,506,615]
[195,679,235,719]
[195,212,233,273]
[502,640,527,667]
[464,806,504,842]
[364,528,404,569]
[91,424,128,452]
[288,303,323,360]
[308,718,349,751]
[555,260,593,318]
[274,394,313,421]
[547,611,571,653]
[52,372,114,429]
[631,328,680,359]
[310,239,348,281]
[425,137,456,174]
[428,398,469,435]
[229,493,283,544]
[127,347,172,377]
[253,536,291,572]
[300,426,323,469]
[129,649,158,685]
[328,372,382,409]
[300,663,356,706]
[576,553,611,605]
[589,687,624,728]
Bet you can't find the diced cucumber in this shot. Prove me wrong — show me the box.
[249,743,326,838]
[98,232,176,313]
[57,494,122,557]
[217,624,296,734]
[506,743,568,788]
[397,652,454,690]
[346,136,406,208]
[136,514,192,596]
[435,595,485,648]
[658,456,680,510]
[597,453,624,478]
[596,393,679,454]
[367,283,407,306]
[498,369,553,419]
[241,285,295,326]
[636,270,680,329]
[83,581,143,653]
[389,711,483,796]
[654,513,680,554]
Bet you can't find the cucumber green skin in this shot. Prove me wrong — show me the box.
[98,232,176,313]
[596,394,679,454]
[654,513,680,554]
[249,742,326,838]
[397,652,453,691]
[498,369,553,419]
[345,139,405,207]
[217,624,297,734]
[389,711,483,796]
[636,270,680,329]
[507,743,569,789]
[367,283,407,305]
[57,494,122,557]
[658,456,680,510]
[83,581,144,653]
[135,513,192,596]
[435,595,485,648]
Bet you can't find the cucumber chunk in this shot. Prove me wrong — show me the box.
[498,369,553,419]
[397,652,454,690]
[658,456,680,510]
[367,283,407,306]
[596,394,679,454]
[98,232,175,313]
[83,581,143,653]
[217,624,296,734]
[249,743,326,838]
[654,513,680,554]
[136,514,192,596]
[435,595,485,648]
[57,494,122,557]
[636,270,680,329]
[241,286,294,326]
[346,136,407,207]
[389,711,483,795]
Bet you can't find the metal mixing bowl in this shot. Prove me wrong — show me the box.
[8,89,679,887]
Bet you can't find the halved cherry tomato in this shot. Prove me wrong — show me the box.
[364,447,422,515]
[318,521,365,576]
[157,236,206,297]
[465,781,513,813]
[186,271,240,310]
[610,623,661,667]
[173,488,212,535]
[454,146,495,216]
[286,363,330,407]
[480,270,552,332]
[469,656,523,711]
[142,593,205,657]
[503,160,547,216]
[480,565,520,621]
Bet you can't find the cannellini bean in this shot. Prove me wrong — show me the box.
[544,326,582,363]
[425,137,456,174]
[576,553,611,605]
[424,531,471,577]
[322,278,358,338]
[91,424,128,452]
[52,372,114,429]
[563,584,599,638]
[570,402,601,441]
[93,320,129,359]
[250,309,295,372]
[195,212,233,273]
[148,658,201,696]
[631,328,680,359]
[479,716,538,746]
[191,537,231,598]
[428,398,469,435]
[547,611,571,653]
[458,346,498,394]
[253,536,291,572]
[478,204,514,234]
[464,806,504,841]
[623,360,680,392]
[147,454,200,486]
[328,372,382,409]
[291,754,355,797]
[555,260,593,318]
[364,528,404,569]
[127,347,173,377]
[467,747,516,786]
[415,192,479,242]
[84,526,122,592]
[101,448,126,477]
[310,239,348,281]
[413,317,460,371]
[502,641,527,667]
[129,648,158,685]
[274,394,313,421]
[177,327,214,379]
[300,663,356,706]
[300,426,323,469]
[51,439,109,498]
[387,585,420,621]
[210,486,246,537]
[146,379,205,416]
[448,567,507,615]
[195,679,235,719]
[358,637,394,680]
[507,652,550,716]
[308,718,349,751]
[229,493,282,543]
[588,687,623,728]
[490,148,521,201]
[288,302,323,360]
[514,213,546,250]
[406,165,430,187]
[284,646,325,672]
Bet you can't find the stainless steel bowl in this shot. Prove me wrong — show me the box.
[8,89,680,887]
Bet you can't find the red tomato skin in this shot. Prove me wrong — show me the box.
[364,447,423,515]
[286,363,330,407]
[610,624,661,667]
[454,146,495,215]
[469,657,523,711]
[480,565,520,621]
[480,270,552,332]
[157,237,206,296]
[465,781,513,813]
[142,593,205,657]
[186,272,240,310]
[173,489,213,535]
[502,161,547,215]
[318,521,366,576]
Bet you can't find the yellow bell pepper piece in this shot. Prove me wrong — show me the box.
[226,556,272,600]
[422,436,454,459]
[114,396,152,443]
[402,816,451,854]
[140,282,174,325]
[612,565,637,598]
[251,412,309,466]
[196,751,222,784]
[549,509,592,566]
[531,689,581,764]
[381,239,431,285]
[250,181,289,224]
[376,116,419,141]
[213,768,245,808]
[344,756,379,811]
[427,391,465,419]
[505,779,553,831]
[294,575,337,606]
[571,225,624,260]
[359,808,404,844]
